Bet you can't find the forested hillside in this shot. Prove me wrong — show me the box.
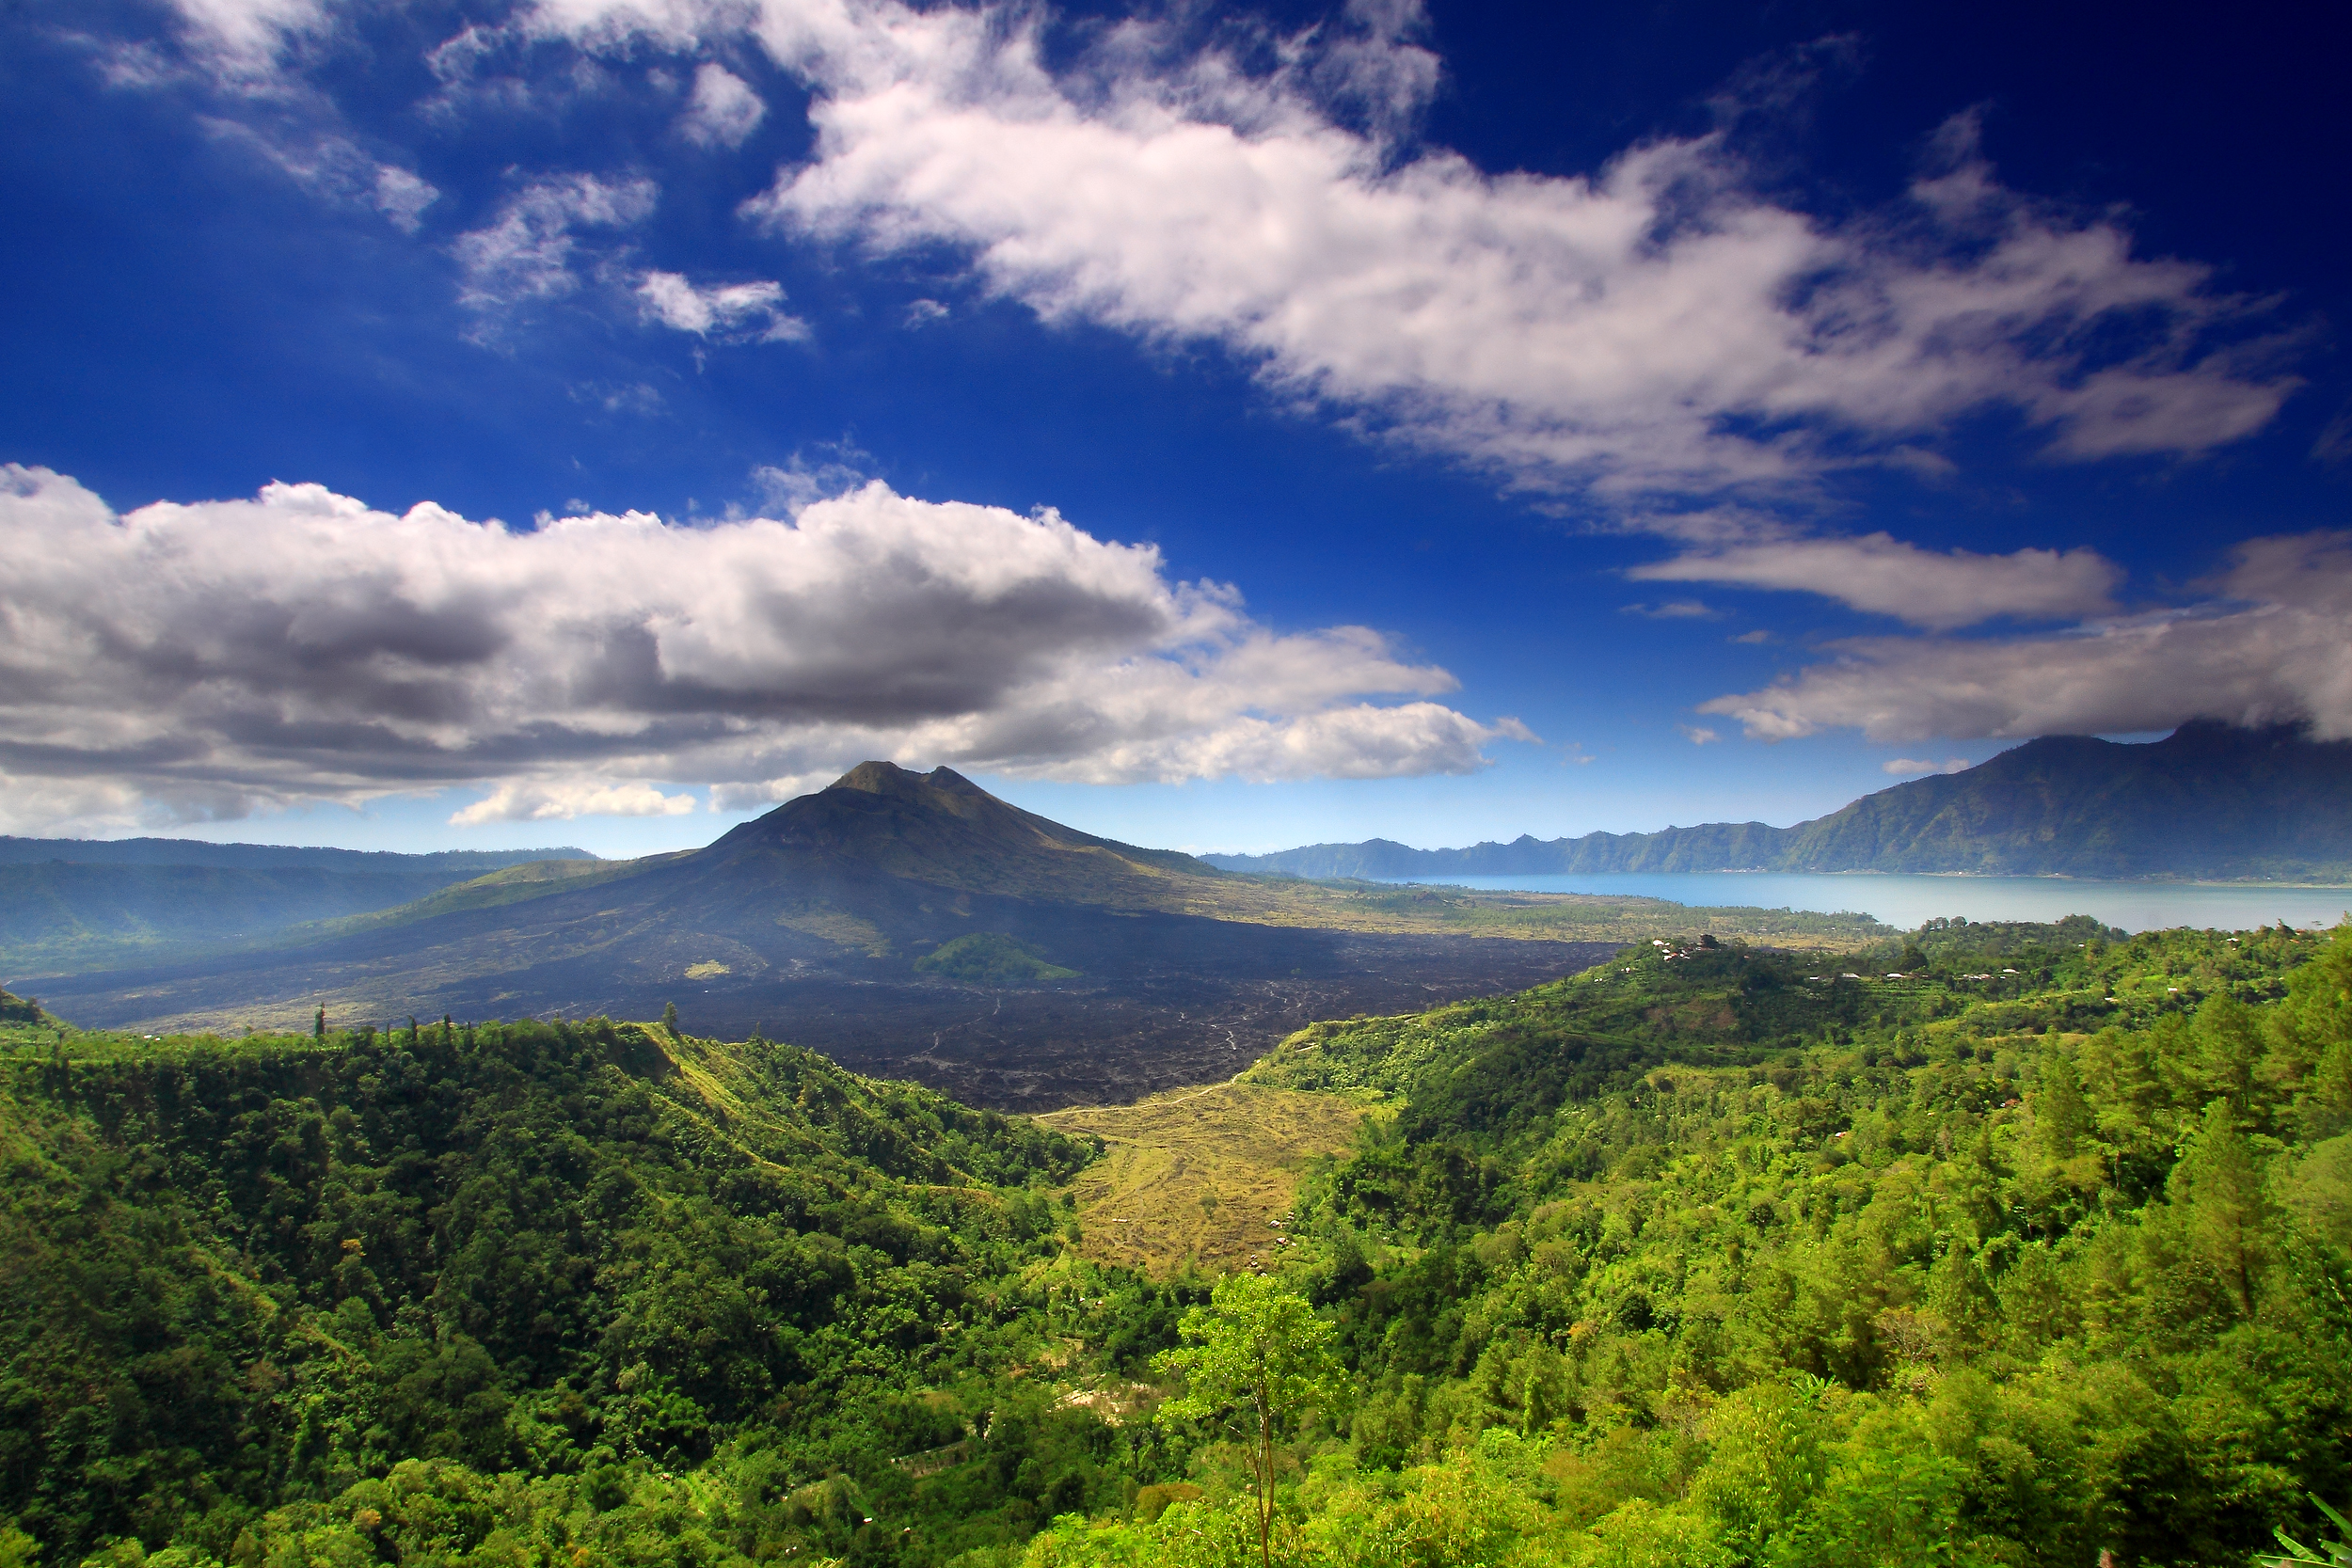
[0,1004,1196,1568]
[1029,918,2352,1566]
[6,915,2350,1568]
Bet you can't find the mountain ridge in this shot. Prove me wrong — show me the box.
[1204,721,2352,881]
[0,834,595,871]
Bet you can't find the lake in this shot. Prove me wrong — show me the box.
[1370,872,2352,935]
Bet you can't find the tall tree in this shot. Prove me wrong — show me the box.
[1154,1275,1343,1568]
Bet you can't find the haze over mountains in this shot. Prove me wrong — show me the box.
[0,837,592,872]
[0,839,596,975]
[1206,723,2352,883]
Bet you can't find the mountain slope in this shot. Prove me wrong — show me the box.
[1208,721,2352,881]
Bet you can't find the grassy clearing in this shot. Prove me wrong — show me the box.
[1038,1081,1375,1279]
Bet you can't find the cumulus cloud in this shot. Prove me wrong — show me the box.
[473,0,2306,501]
[0,464,1528,831]
[1698,531,2352,742]
[1630,531,2122,629]
[636,271,807,340]
[451,780,699,824]
[1677,724,1722,745]
[678,61,767,147]
[1883,756,1972,776]
[454,173,659,311]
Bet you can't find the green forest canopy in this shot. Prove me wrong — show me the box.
[3,911,2348,1568]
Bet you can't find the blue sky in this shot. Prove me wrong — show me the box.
[2,0,2346,857]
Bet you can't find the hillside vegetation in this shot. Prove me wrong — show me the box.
[0,1001,1200,1568]
[8,913,2349,1568]
[1028,917,2352,1566]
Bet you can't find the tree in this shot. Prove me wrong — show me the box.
[661,1001,680,1036]
[314,1005,326,1040]
[1154,1275,1343,1568]
[2169,1099,2274,1316]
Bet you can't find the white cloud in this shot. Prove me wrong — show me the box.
[479,0,2307,501]
[1677,724,1722,745]
[1882,756,1971,776]
[1629,531,2122,629]
[1621,599,1717,620]
[636,270,807,340]
[103,0,2298,513]
[1699,531,2352,742]
[708,770,839,813]
[373,166,440,232]
[453,173,659,311]
[0,464,1529,832]
[451,780,699,824]
[164,0,326,71]
[202,120,440,231]
[749,442,870,514]
[0,772,151,838]
[678,61,767,147]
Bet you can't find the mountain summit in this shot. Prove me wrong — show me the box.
[703,762,1217,906]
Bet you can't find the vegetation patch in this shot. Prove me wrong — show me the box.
[916,931,1080,986]
[1040,1083,1374,1278]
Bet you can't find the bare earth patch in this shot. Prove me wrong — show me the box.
[1038,1082,1374,1277]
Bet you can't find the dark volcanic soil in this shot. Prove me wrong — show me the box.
[29,918,1622,1109]
[592,934,1624,1108]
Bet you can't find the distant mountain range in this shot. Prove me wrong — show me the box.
[0,837,596,974]
[0,836,591,871]
[1204,722,2352,882]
